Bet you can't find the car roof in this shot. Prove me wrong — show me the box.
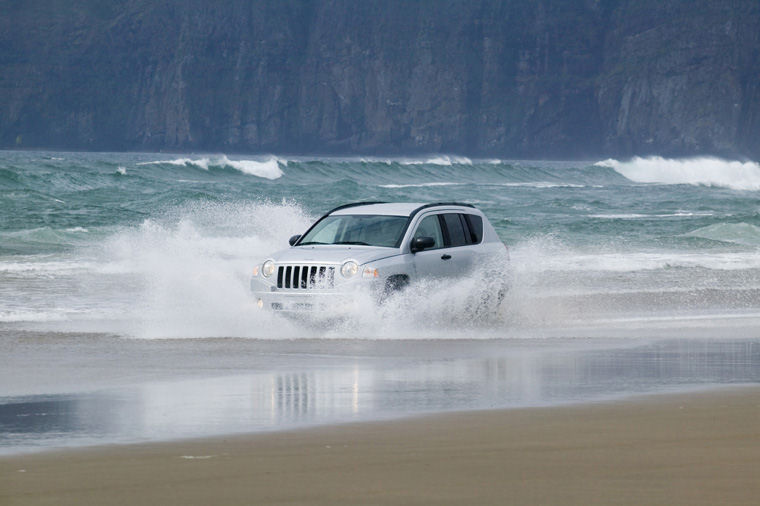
[329,202,476,217]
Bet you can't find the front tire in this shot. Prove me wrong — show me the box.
[379,274,409,303]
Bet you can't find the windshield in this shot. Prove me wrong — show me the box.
[299,214,409,248]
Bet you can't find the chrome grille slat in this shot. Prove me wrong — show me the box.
[300,266,307,288]
[276,265,336,290]
[292,266,300,289]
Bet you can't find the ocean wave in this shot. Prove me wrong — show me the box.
[357,155,473,166]
[590,212,715,220]
[0,227,95,254]
[595,156,760,191]
[138,155,284,179]
[684,223,760,247]
[520,250,760,272]
[0,258,97,274]
[0,310,70,323]
[378,182,461,188]
[497,182,590,189]
[510,237,760,273]
[399,155,473,166]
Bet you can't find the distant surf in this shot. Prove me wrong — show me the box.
[595,156,760,191]
[139,155,284,179]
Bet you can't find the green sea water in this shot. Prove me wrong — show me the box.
[2,150,760,338]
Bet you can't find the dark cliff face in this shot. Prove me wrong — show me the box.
[597,0,760,158]
[1,0,759,158]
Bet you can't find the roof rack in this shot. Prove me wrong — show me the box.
[325,201,388,214]
[409,202,475,219]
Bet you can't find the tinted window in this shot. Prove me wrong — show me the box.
[443,213,468,247]
[463,214,483,243]
[413,214,444,249]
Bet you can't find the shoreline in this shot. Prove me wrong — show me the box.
[3,385,759,505]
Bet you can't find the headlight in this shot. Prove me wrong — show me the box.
[262,260,275,278]
[341,260,358,278]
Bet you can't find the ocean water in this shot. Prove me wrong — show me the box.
[2,150,760,339]
[2,150,760,453]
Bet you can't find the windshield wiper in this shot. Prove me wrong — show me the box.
[334,241,370,246]
[297,241,327,246]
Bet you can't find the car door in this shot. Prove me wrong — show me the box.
[410,213,454,279]
[440,213,477,275]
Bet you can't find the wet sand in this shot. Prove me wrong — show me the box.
[2,387,759,506]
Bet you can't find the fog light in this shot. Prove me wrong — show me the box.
[257,298,264,309]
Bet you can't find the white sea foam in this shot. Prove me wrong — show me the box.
[497,182,590,188]
[0,310,66,323]
[390,155,473,166]
[360,155,472,167]
[139,155,284,179]
[379,182,461,188]
[595,156,760,190]
[382,181,589,189]
[223,156,284,178]
[590,212,715,220]
[0,259,97,274]
[0,308,90,323]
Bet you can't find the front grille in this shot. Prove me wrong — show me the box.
[276,265,336,290]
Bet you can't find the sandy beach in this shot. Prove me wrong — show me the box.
[2,386,759,506]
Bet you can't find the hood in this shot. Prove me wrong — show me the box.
[265,245,400,265]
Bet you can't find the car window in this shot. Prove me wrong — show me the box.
[300,215,408,247]
[413,214,444,249]
[310,219,341,244]
[463,214,483,244]
[442,213,468,247]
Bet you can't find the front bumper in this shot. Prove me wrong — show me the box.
[250,274,378,314]
[253,290,359,313]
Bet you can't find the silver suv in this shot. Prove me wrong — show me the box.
[250,202,508,313]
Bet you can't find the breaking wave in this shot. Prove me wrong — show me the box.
[139,155,284,179]
[395,155,473,166]
[595,156,760,191]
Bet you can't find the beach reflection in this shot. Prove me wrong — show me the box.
[1,338,758,454]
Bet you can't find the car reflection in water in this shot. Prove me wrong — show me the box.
[1,338,759,454]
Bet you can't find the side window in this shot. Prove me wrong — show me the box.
[413,214,444,249]
[463,214,483,244]
[442,213,468,247]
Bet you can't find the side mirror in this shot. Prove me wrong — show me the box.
[289,234,301,246]
[410,236,435,253]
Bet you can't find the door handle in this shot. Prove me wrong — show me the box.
[441,254,452,260]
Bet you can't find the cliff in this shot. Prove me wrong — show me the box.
[1,0,759,158]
